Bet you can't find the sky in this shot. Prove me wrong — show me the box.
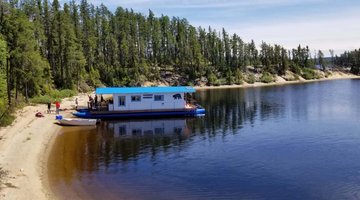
[71,0,360,56]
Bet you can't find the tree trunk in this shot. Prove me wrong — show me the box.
[25,81,28,103]
[15,77,19,105]
[0,3,3,32]
[77,69,80,90]
[6,57,11,106]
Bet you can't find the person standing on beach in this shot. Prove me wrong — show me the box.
[47,102,51,113]
[88,95,93,109]
[94,95,98,109]
[75,98,78,110]
[55,101,60,114]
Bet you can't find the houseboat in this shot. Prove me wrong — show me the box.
[73,86,205,119]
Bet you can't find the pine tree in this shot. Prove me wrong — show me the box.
[62,3,86,89]
[0,36,9,124]
[280,48,289,75]
[188,25,203,79]
[222,28,231,68]
[0,37,7,100]
[3,9,49,102]
[318,50,325,71]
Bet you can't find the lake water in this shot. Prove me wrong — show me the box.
[48,79,360,200]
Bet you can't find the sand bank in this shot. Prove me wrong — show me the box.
[195,71,360,90]
[0,94,88,200]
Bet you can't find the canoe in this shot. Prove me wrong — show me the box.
[57,118,97,126]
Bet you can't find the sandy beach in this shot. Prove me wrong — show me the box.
[0,94,88,200]
[195,71,360,90]
[0,72,358,200]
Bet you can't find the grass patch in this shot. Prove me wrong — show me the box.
[0,111,14,127]
[30,89,77,104]
[30,95,58,104]
[0,101,15,127]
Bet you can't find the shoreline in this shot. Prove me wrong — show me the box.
[194,72,360,90]
[0,75,359,199]
[0,94,87,200]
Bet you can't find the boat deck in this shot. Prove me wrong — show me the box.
[90,107,197,114]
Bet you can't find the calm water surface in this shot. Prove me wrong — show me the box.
[48,79,360,200]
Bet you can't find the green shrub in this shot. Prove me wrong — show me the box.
[0,110,15,126]
[58,89,77,98]
[30,89,76,104]
[30,95,58,104]
[187,81,195,86]
[218,78,227,86]
[234,69,244,85]
[225,70,234,85]
[260,72,274,83]
[213,81,220,86]
[49,89,76,99]
[0,100,15,126]
[291,65,301,75]
[302,68,319,80]
[246,74,256,84]
[207,72,218,86]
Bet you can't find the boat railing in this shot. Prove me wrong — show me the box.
[88,101,110,111]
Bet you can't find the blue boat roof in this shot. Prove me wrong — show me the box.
[96,86,196,94]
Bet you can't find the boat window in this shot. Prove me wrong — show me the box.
[154,128,165,135]
[119,126,126,136]
[143,94,153,99]
[118,96,126,106]
[144,130,154,135]
[154,95,164,101]
[174,127,183,134]
[132,129,142,136]
[131,95,141,102]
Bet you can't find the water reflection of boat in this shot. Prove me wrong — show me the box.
[106,119,190,138]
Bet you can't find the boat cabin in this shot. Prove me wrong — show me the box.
[91,86,196,112]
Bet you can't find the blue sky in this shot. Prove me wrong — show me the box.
[70,0,360,56]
